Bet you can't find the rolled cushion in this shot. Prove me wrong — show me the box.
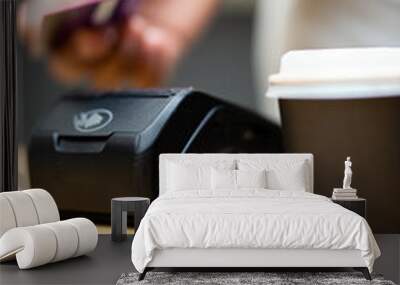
[0,196,17,237]
[0,218,97,269]
[0,226,57,268]
[42,221,79,262]
[65,218,98,257]
[24,189,59,224]
[0,189,60,238]
[0,191,39,227]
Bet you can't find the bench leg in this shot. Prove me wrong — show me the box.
[354,267,371,280]
[138,268,148,281]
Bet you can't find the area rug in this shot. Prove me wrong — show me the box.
[116,272,396,285]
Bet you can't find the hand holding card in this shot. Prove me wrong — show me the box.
[18,0,218,89]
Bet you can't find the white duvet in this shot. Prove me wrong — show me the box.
[131,190,380,273]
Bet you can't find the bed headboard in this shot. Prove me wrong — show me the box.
[159,153,314,196]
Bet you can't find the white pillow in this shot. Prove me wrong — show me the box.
[238,159,308,191]
[166,162,209,191]
[211,169,236,190]
[266,166,307,191]
[211,169,267,190]
[237,169,267,189]
[166,160,235,191]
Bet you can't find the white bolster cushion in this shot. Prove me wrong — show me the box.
[0,189,60,238]
[65,218,98,257]
[0,218,98,269]
[0,191,39,227]
[24,189,60,224]
[0,225,57,268]
[0,196,17,237]
[42,221,79,262]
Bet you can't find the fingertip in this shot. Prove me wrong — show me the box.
[143,26,168,51]
[127,15,147,33]
[120,16,147,57]
[142,26,182,80]
[141,26,170,67]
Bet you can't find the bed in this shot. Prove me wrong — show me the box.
[131,154,380,280]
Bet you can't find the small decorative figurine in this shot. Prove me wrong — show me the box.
[343,156,353,189]
[332,156,357,199]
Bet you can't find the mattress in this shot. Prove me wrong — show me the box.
[131,190,380,273]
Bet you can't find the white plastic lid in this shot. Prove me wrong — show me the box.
[266,48,400,99]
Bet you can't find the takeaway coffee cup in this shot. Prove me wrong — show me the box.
[267,48,400,233]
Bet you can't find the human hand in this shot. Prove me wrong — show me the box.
[19,0,218,89]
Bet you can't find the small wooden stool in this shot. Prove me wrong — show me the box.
[111,197,150,242]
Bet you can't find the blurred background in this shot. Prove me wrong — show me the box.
[17,0,257,188]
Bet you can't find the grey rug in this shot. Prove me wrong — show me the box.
[117,272,396,285]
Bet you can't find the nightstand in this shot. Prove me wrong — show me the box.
[331,198,366,218]
[111,197,150,242]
